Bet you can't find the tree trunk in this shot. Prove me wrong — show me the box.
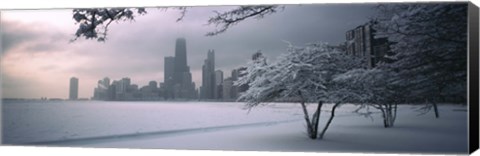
[391,103,398,127]
[312,101,323,137]
[432,101,439,118]
[386,104,390,125]
[300,101,315,139]
[319,103,340,139]
[379,103,398,128]
[378,104,389,128]
[385,103,398,127]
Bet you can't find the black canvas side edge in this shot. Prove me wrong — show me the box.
[468,2,479,154]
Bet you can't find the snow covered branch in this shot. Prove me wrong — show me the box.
[206,5,281,36]
[72,8,147,42]
[72,6,282,41]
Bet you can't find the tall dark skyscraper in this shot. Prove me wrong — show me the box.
[174,38,188,84]
[201,50,215,99]
[69,77,79,100]
[163,38,196,99]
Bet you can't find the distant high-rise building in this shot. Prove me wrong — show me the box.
[69,77,79,100]
[345,22,390,68]
[164,56,175,84]
[108,81,118,100]
[230,69,240,98]
[214,70,223,99]
[93,77,110,100]
[208,50,215,72]
[164,56,175,99]
[215,70,224,85]
[149,81,158,89]
[129,84,138,92]
[122,78,131,86]
[201,49,216,99]
[222,77,234,101]
[101,77,110,89]
[174,38,188,84]
[162,38,196,99]
[120,77,131,93]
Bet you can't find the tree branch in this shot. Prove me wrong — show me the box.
[206,5,280,36]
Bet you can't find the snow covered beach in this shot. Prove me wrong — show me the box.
[2,101,468,154]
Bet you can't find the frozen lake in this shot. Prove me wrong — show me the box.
[1,100,469,154]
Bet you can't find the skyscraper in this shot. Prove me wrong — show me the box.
[102,77,110,89]
[164,38,196,99]
[201,49,215,99]
[230,69,240,99]
[214,70,224,99]
[174,38,188,84]
[222,77,234,101]
[120,77,131,93]
[69,77,78,100]
[93,77,110,100]
[164,56,175,99]
[164,56,175,84]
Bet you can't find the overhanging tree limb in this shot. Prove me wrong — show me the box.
[72,6,281,41]
[205,6,280,36]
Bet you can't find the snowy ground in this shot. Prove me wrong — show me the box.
[1,101,468,154]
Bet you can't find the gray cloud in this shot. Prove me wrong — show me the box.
[1,21,36,53]
[1,20,70,55]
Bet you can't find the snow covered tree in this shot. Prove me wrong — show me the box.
[235,51,269,93]
[333,68,405,127]
[237,42,363,139]
[373,3,468,118]
[72,6,280,41]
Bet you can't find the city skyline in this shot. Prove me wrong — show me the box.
[92,39,248,101]
[1,4,377,99]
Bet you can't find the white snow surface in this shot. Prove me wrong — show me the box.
[2,101,468,154]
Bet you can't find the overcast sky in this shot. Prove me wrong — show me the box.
[1,4,377,99]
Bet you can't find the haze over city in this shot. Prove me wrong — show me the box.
[1,4,377,99]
